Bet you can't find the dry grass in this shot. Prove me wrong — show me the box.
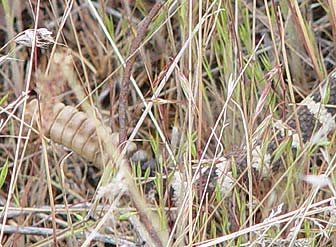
[0,1,336,246]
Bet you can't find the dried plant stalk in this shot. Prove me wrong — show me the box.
[25,51,166,246]
[28,99,136,166]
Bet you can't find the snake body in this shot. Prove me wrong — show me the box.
[169,72,336,201]
[23,71,336,247]
[26,72,336,202]
[248,72,336,176]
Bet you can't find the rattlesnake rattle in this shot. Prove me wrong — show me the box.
[26,98,138,165]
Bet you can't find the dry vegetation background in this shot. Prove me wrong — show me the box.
[0,0,336,246]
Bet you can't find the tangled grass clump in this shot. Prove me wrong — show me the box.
[0,1,336,246]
